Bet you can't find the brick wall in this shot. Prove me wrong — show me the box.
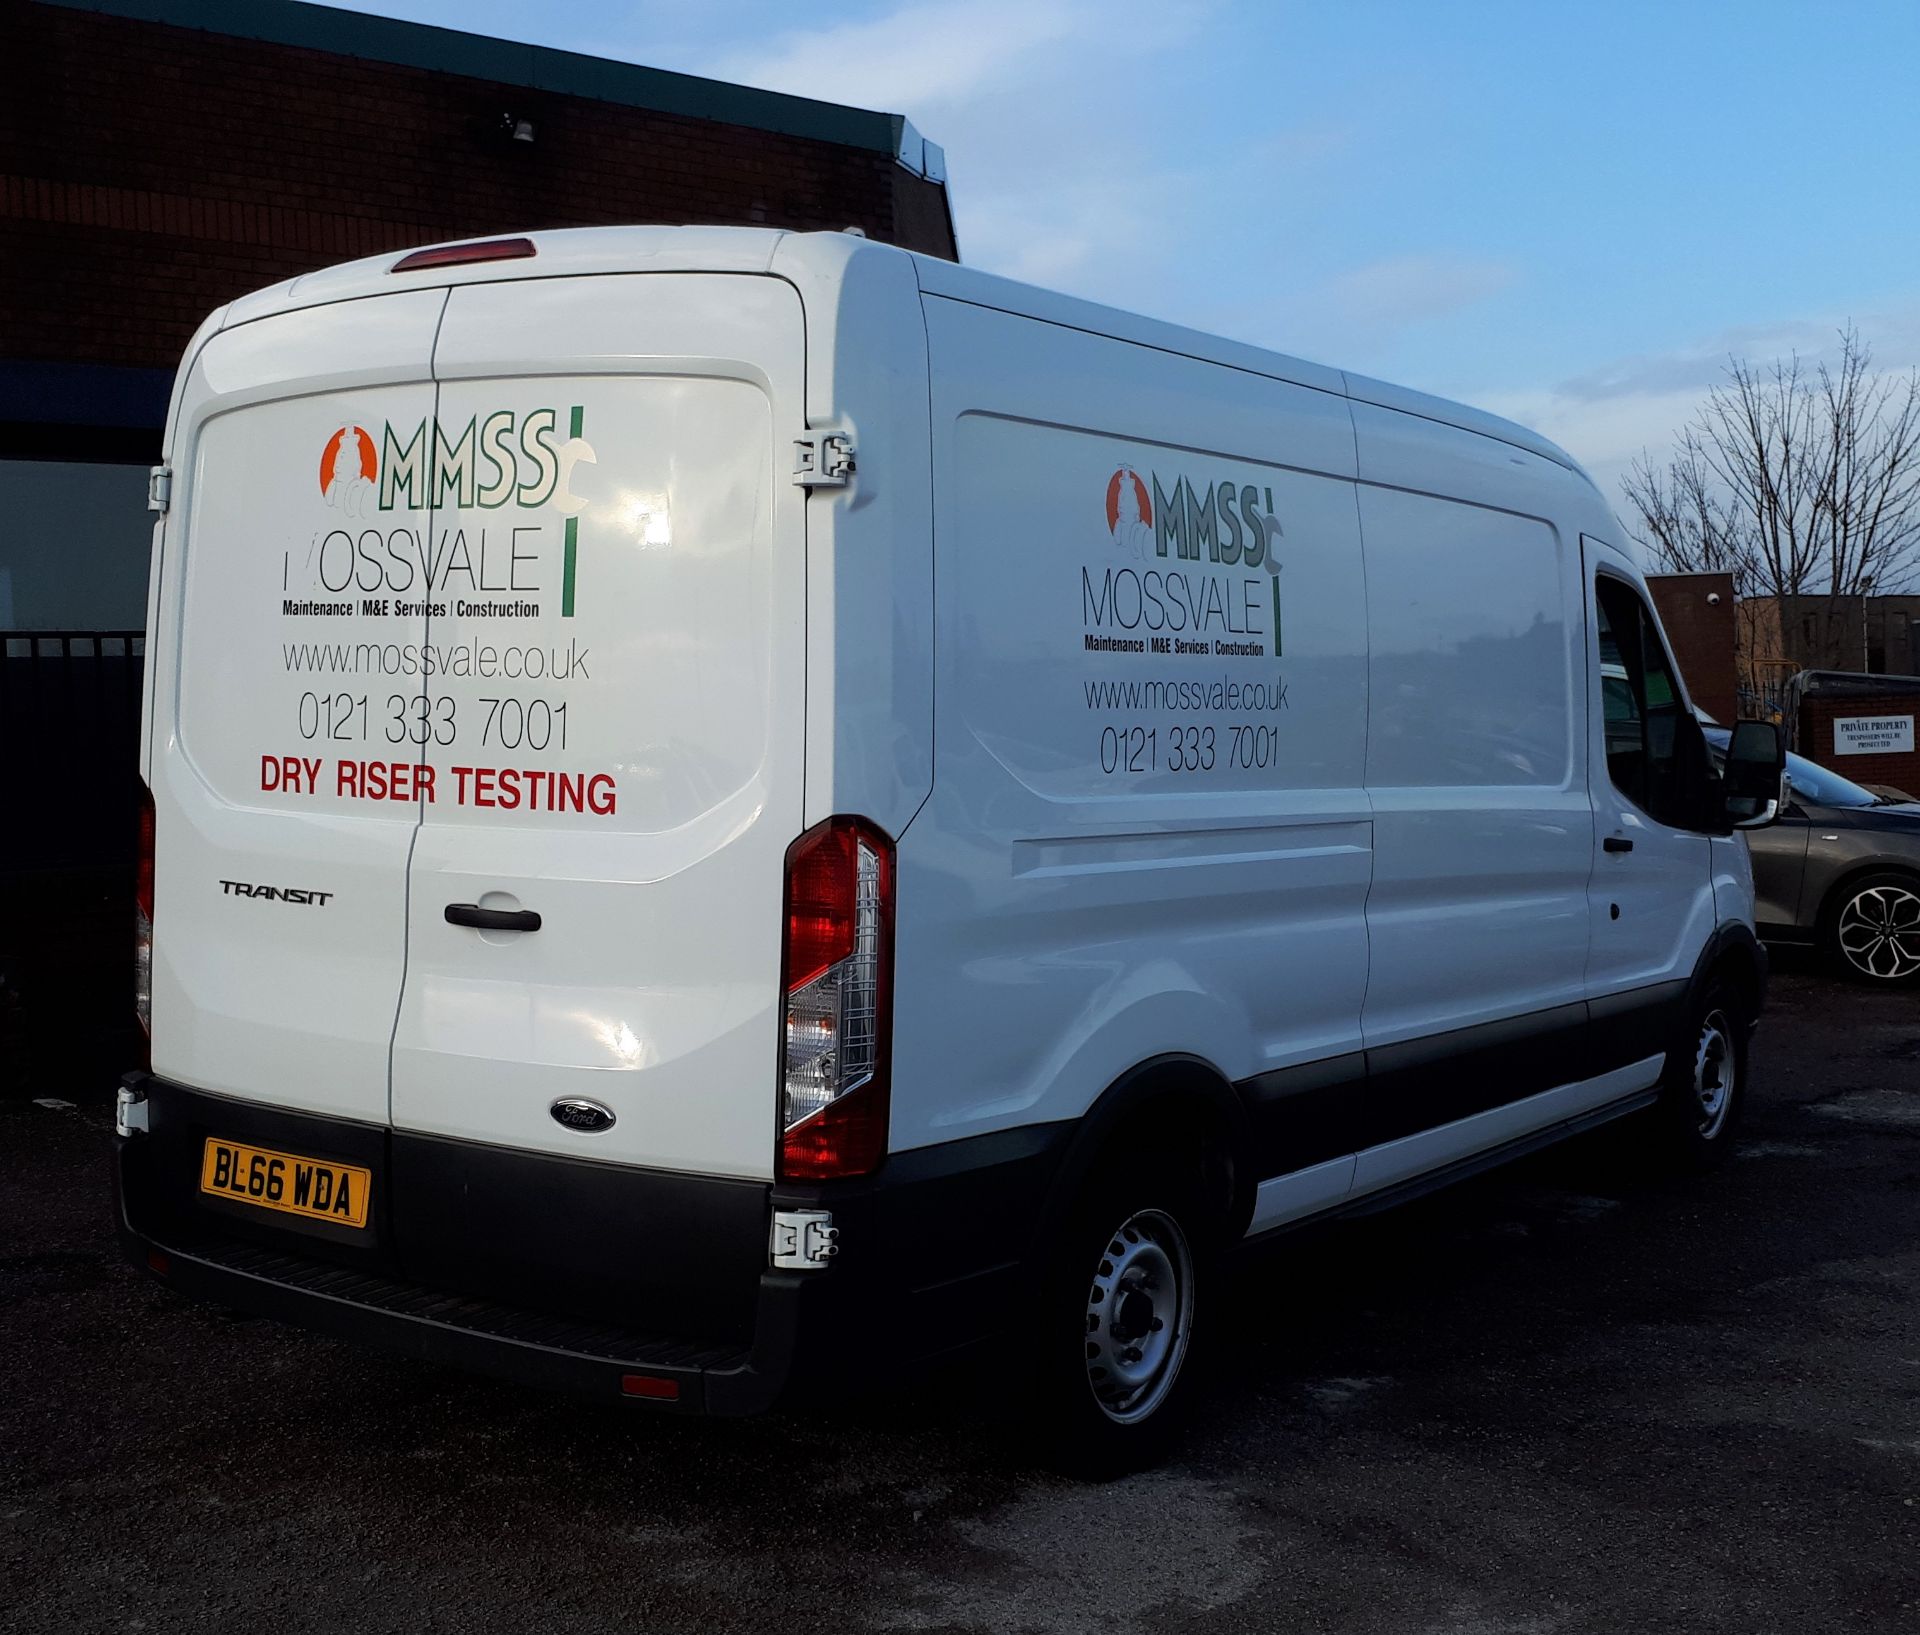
[1647,572,1738,724]
[1,0,956,376]
[1799,694,1920,793]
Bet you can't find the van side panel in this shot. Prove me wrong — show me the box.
[1352,405,1593,1146]
[898,295,1371,1173]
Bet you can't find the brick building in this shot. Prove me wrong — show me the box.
[1,0,956,631]
[1645,571,1739,724]
[1742,593,1920,691]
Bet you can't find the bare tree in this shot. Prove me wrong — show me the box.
[1623,435,1756,585]
[1814,334,1920,650]
[1624,326,1920,677]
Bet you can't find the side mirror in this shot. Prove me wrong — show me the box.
[1722,719,1786,829]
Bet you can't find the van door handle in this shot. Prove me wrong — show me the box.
[1603,836,1634,854]
[444,903,541,932]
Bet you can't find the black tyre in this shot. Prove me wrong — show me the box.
[1822,871,1920,986]
[1650,977,1749,1171]
[1034,1155,1218,1477]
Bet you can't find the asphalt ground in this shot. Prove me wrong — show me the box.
[3,957,1916,1634]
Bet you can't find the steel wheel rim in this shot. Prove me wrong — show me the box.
[1838,885,1920,980]
[1693,1008,1736,1140]
[1083,1207,1193,1426]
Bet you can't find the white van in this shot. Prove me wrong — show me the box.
[116,227,1784,1467]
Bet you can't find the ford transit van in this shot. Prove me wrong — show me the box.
[115,227,1785,1468]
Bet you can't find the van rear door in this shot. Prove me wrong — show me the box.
[149,290,444,1123]
[388,274,807,1179]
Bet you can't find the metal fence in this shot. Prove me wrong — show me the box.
[0,630,146,872]
[1736,680,1793,726]
[0,631,147,1091]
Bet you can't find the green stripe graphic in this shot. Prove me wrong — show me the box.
[561,405,584,617]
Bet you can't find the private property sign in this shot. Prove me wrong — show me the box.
[1833,715,1916,757]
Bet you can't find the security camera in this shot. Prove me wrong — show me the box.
[1706,592,1722,605]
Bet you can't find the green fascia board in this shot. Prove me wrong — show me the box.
[34,0,904,153]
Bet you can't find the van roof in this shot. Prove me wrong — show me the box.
[908,251,1580,475]
[214,225,1582,477]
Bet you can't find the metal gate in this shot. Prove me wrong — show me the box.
[0,631,146,1094]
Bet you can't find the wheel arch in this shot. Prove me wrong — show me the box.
[1687,919,1767,1028]
[1036,1054,1255,1252]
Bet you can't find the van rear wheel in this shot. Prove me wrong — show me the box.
[1036,1159,1215,1476]
[1082,1207,1193,1425]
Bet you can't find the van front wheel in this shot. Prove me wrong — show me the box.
[1650,977,1749,1170]
[1037,1164,1213,1475]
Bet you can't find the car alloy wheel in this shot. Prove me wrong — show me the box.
[1837,883,1920,981]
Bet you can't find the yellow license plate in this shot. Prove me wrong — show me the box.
[199,1138,371,1229]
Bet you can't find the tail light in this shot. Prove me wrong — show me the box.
[778,817,894,1180]
[135,780,154,1045]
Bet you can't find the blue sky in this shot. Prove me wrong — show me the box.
[341,0,1920,503]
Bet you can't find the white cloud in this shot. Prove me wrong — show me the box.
[673,0,1234,301]
[1326,252,1518,329]
[567,0,1362,332]
[955,168,1181,289]
[1477,302,1920,516]
[1478,381,1708,516]
[707,0,1096,113]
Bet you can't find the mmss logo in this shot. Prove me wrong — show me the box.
[219,880,334,907]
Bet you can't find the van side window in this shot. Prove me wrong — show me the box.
[1360,488,1569,788]
[1595,578,1687,824]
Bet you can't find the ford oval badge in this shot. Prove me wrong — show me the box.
[550,1097,616,1134]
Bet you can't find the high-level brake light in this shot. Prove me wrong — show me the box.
[778,817,894,1181]
[390,237,536,273]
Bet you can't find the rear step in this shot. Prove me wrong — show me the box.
[136,1227,763,1411]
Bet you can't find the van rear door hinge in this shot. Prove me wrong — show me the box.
[792,432,855,490]
[147,465,172,514]
[769,1209,839,1269]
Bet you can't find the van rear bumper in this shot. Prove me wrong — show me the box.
[115,1193,790,1412]
[114,1073,1069,1414]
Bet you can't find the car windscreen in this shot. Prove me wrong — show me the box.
[1703,727,1879,809]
